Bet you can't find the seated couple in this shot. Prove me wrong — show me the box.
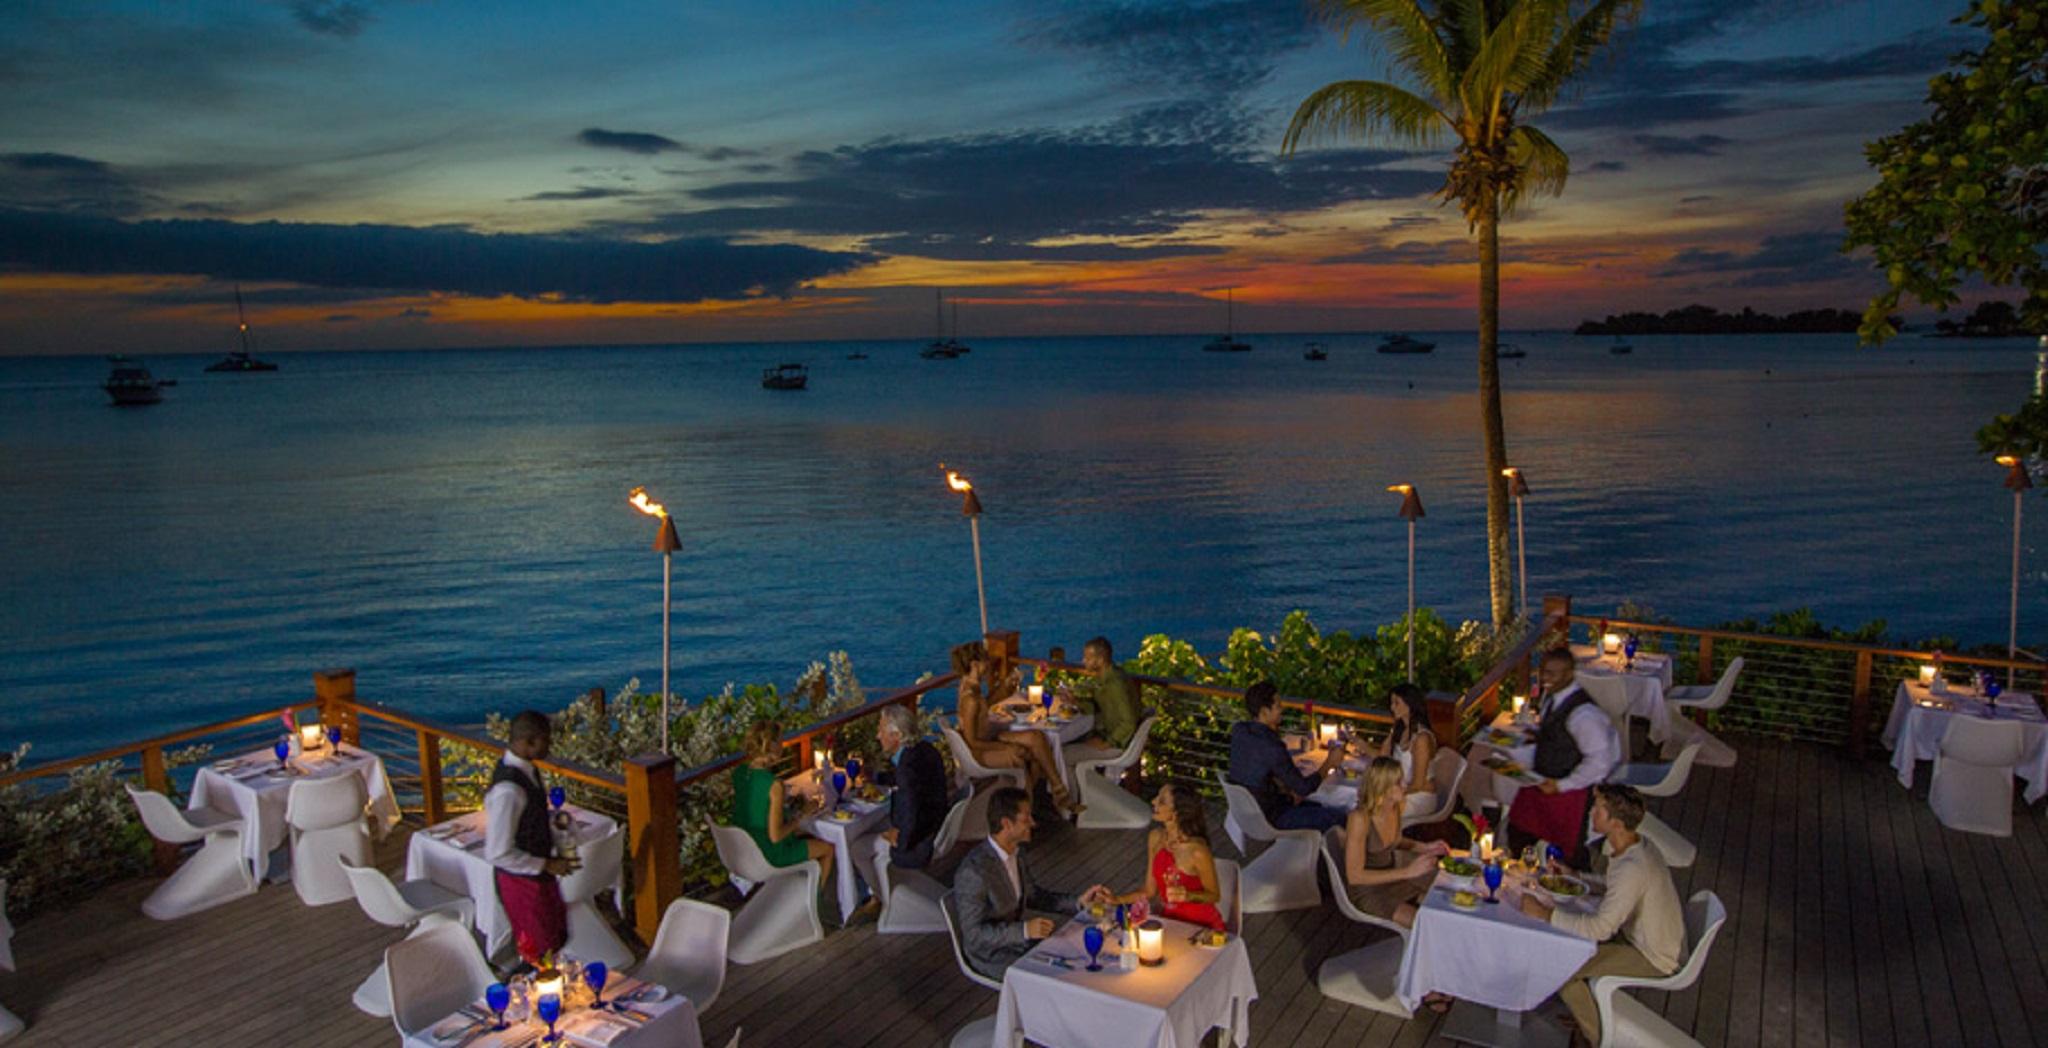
[1226,680,1443,833]
[954,641,1083,817]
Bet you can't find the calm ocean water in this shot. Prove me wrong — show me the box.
[3,331,2044,761]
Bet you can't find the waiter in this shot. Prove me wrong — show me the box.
[485,711,580,968]
[1506,647,1621,869]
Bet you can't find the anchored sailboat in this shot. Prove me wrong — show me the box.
[1201,287,1251,352]
[204,285,278,372]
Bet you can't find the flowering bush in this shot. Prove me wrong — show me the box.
[0,742,211,918]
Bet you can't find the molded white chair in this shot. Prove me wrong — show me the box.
[939,893,1003,1048]
[1615,741,1703,799]
[0,879,21,1044]
[1590,890,1728,1048]
[339,857,475,1017]
[125,784,257,920]
[1073,715,1158,829]
[1213,857,1243,936]
[1668,657,1744,712]
[1636,812,1696,869]
[1401,750,1469,829]
[1313,826,1411,1016]
[1216,771,1322,913]
[385,918,495,1042]
[708,822,822,963]
[559,823,633,969]
[1930,715,2027,836]
[284,773,370,906]
[940,724,1027,843]
[875,791,974,935]
[636,897,730,1013]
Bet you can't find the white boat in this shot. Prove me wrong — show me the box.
[103,356,167,405]
[1496,342,1526,359]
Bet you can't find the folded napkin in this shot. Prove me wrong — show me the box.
[562,1010,636,1046]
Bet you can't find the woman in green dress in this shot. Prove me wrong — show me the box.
[730,719,835,886]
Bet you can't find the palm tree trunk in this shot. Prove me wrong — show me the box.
[1476,193,1513,627]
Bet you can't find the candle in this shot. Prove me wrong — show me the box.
[1027,684,1044,705]
[534,968,565,1002]
[1477,832,1494,861]
[1136,919,1165,966]
[1601,632,1622,654]
[1510,694,1526,715]
[815,749,828,771]
[1318,722,1340,749]
[1918,664,1938,687]
[299,724,323,752]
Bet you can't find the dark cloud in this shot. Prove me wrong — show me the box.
[0,207,875,303]
[289,1,373,38]
[1632,134,1731,157]
[395,307,431,319]
[518,186,640,202]
[1025,0,1318,93]
[697,146,763,162]
[1541,93,1746,132]
[322,313,358,323]
[1587,160,1627,173]
[1679,194,1715,204]
[863,234,1226,262]
[1657,230,1867,287]
[0,151,156,216]
[577,128,686,155]
[1316,239,1471,267]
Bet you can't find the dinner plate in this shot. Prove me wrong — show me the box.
[1537,874,1589,900]
[1448,893,1481,911]
[830,810,856,822]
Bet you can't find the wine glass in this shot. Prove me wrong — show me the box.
[537,993,562,1045]
[548,785,566,811]
[1483,860,1504,904]
[485,982,510,1030]
[1623,635,1639,670]
[844,756,862,785]
[273,737,290,770]
[327,724,344,757]
[584,960,608,1011]
[1083,924,1105,971]
[1043,687,1056,715]
[831,770,848,802]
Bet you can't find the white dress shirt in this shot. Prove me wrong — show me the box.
[986,838,1022,902]
[1550,835,1686,974]
[484,753,547,876]
[1544,683,1623,792]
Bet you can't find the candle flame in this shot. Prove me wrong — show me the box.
[628,486,667,518]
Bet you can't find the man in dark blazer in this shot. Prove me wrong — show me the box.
[873,703,949,869]
[953,785,1110,979]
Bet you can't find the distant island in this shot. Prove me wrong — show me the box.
[1927,301,2031,338]
[1573,304,1878,335]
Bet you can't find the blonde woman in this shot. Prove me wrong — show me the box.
[1342,757,1447,929]
[729,719,835,885]
[954,642,1082,816]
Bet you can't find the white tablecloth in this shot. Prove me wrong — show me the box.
[1396,872,1599,1013]
[1883,681,2048,802]
[401,975,701,1048]
[992,707,1094,793]
[785,769,893,920]
[406,805,619,959]
[1575,651,1675,743]
[190,743,398,876]
[994,917,1257,1048]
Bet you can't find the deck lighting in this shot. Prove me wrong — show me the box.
[629,486,683,752]
[1502,467,1531,617]
[942,465,989,635]
[1602,633,1623,655]
[298,724,323,754]
[1999,455,2032,688]
[1389,484,1424,682]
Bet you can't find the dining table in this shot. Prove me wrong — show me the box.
[401,973,701,1048]
[992,698,1094,794]
[1397,863,1602,1047]
[1572,647,1675,745]
[1882,679,2048,801]
[406,804,621,960]
[784,768,894,921]
[993,915,1258,1048]
[189,740,399,879]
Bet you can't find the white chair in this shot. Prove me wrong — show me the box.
[0,879,21,1044]
[1212,857,1243,936]
[939,893,1003,1048]
[1313,826,1411,1016]
[1615,741,1703,799]
[1668,657,1744,712]
[284,773,370,907]
[1590,890,1728,1048]
[1073,715,1158,829]
[1215,771,1322,912]
[124,784,257,920]
[339,857,475,1017]
[558,823,633,969]
[1401,750,1469,829]
[1636,812,1696,869]
[940,723,1027,843]
[875,791,974,935]
[708,822,822,963]
[1930,716,2027,836]
[636,897,730,1013]
[385,918,495,1042]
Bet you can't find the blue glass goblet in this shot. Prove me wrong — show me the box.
[1483,860,1504,904]
[327,724,344,756]
[584,960,608,1011]
[845,757,861,785]
[1545,843,1565,869]
[1987,678,2004,701]
[1623,636,1639,669]
[274,737,290,769]
[485,982,510,1030]
[537,993,562,1045]
[548,786,566,811]
[1083,924,1105,971]
[832,771,848,800]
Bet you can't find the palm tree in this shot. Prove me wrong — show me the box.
[1283,0,1639,627]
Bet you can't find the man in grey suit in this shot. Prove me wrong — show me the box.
[954,785,1111,980]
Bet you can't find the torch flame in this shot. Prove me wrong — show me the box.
[1387,483,1412,494]
[1501,467,1519,478]
[943,466,972,493]
[628,486,668,519]
[1998,455,2020,467]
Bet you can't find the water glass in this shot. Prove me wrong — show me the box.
[327,724,344,755]
[537,993,562,1044]
[485,982,510,1030]
[1483,860,1504,903]
[845,757,862,784]
[832,771,848,797]
[1083,924,1105,971]
[584,960,609,1010]
[273,737,290,768]
[548,785,567,810]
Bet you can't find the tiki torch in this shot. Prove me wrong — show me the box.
[629,487,682,751]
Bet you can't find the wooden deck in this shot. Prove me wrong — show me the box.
[6,734,2048,1047]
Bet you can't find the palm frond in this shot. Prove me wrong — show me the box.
[1521,0,1644,114]
[1312,0,1458,102]
[1282,79,1452,155]
[1459,0,1550,138]
[1439,0,1492,77]
[1501,124,1570,216]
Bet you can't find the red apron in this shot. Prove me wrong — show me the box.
[1507,785,1591,866]
[494,869,566,965]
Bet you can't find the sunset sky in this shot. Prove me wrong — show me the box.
[0,0,1966,353]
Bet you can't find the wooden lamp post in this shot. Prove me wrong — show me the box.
[1998,455,2031,688]
[1502,467,1530,618]
[943,465,989,635]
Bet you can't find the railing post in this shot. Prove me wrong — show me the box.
[1541,595,1572,648]
[141,744,180,874]
[1696,636,1716,685]
[315,668,360,745]
[585,687,606,720]
[419,729,446,826]
[626,753,682,945]
[1850,650,1873,760]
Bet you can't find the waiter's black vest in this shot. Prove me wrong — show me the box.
[491,759,553,863]
[1533,687,1597,781]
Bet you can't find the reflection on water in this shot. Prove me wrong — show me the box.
[2,332,2043,760]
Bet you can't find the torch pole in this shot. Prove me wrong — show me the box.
[970,515,989,636]
[2011,490,2023,690]
[1514,493,1528,619]
[661,549,672,752]
[1406,517,1416,683]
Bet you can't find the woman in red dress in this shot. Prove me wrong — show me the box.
[1110,784,1226,930]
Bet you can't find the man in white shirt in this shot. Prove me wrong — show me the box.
[1519,784,1686,1046]
[486,711,580,968]
[1506,647,1622,868]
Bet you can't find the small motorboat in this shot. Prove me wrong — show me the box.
[1376,333,1436,354]
[761,363,809,390]
[103,356,167,405]
[1497,342,1527,359]
[1303,342,1328,361]
[1609,336,1634,355]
